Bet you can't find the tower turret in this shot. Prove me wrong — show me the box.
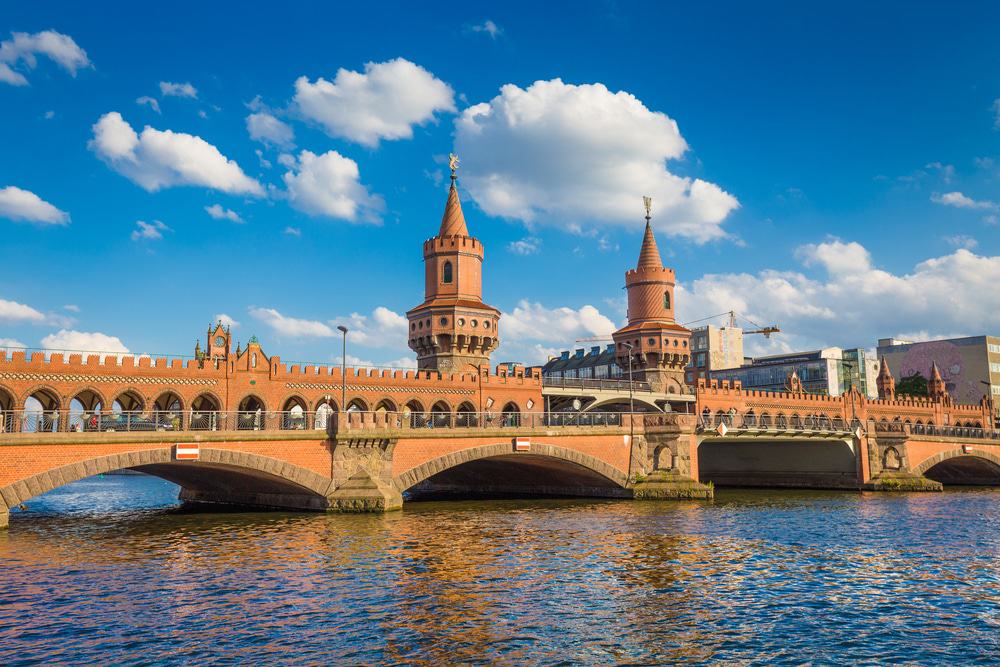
[611,197,691,394]
[876,357,895,400]
[928,362,949,402]
[406,154,500,373]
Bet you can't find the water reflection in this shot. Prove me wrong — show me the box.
[0,478,997,665]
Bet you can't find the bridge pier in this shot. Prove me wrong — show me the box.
[630,424,713,500]
[0,508,7,530]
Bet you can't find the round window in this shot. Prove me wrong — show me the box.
[483,320,491,329]
[682,340,688,347]
[440,317,448,325]
[411,323,416,331]
[673,339,679,347]
[471,319,478,327]
[458,318,466,326]
[647,337,656,345]
[418,321,423,329]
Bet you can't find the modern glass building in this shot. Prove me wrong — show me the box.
[710,347,879,397]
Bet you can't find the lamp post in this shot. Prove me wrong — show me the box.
[337,325,348,413]
[842,361,857,425]
[622,341,635,415]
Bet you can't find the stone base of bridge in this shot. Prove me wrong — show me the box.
[0,509,7,530]
[631,470,714,500]
[178,488,332,511]
[862,473,943,492]
[327,471,403,512]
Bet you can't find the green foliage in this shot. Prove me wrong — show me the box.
[896,372,928,397]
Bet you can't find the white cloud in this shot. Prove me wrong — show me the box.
[136,96,161,113]
[0,30,90,86]
[43,110,55,120]
[454,79,739,243]
[508,236,541,255]
[89,112,263,195]
[502,300,616,343]
[246,111,294,148]
[0,186,69,225]
[40,329,129,355]
[993,98,1000,129]
[678,240,1000,356]
[159,81,197,98]
[469,20,503,39]
[63,304,80,313]
[334,353,417,369]
[130,220,170,241]
[205,203,244,223]
[332,306,409,348]
[282,149,383,222]
[277,153,297,168]
[294,58,455,146]
[0,298,46,324]
[931,191,998,210]
[944,235,978,250]
[0,338,26,351]
[214,313,239,328]
[283,226,302,237]
[248,307,335,338]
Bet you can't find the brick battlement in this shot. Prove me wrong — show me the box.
[624,266,675,282]
[423,236,483,256]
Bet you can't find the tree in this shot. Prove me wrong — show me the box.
[896,372,928,397]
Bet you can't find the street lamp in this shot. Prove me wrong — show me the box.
[337,325,348,413]
[621,341,635,415]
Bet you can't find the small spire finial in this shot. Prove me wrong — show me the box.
[448,153,460,182]
[643,195,652,222]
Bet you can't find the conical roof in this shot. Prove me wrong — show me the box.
[877,356,893,380]
[636,221,663,271]
[930,362,943,381]
[439,180,469,237]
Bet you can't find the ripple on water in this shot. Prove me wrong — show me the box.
[0,479,998,665]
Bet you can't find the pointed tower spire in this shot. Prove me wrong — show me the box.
[438,153,469,237]
[928,362,948,401]
[636,196,663,270]
[876,356,895,400]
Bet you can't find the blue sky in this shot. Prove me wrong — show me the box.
[2,1,1000,367]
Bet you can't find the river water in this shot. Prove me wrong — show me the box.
[0,476,997,666]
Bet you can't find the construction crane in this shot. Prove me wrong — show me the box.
[682,310,780,338]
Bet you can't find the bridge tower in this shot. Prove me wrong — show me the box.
[407,155,500,373]
[612,199,691,393]
[876,357,895,399]
[928,362,949,402]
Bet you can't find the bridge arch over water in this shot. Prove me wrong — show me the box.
[394,442,630,500]
[0,447,335,520]
[913,449,1000,486]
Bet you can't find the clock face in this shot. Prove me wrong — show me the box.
[214,336,226,346]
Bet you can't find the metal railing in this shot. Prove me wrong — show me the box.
[0,409,635,435]
[876,421,1000,440]
[333,410,629,431]
[698,411,856,434]
[541,377,654,392]
[0,409,336,434]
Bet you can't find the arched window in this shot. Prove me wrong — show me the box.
[442,261,453,284]
[663,291,671,309]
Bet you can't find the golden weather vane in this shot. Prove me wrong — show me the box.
[448,153,460,178]
[643,195,652,220]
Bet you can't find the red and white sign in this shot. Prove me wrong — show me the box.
[175,443,200,461]
[514,437,531,452]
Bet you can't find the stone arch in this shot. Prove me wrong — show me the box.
[313,397,338,412]
[0,385,14,433]
[393,442,630,493]
[585,395,662,413]
[882,446,902,470]
[20,386,61,432]
[190,392,223,431]
[456,401,477,427]
[501,401,521,427]
[112,389,145,413]
[237,394,267,430]
[430,400,452,427]
[403,399,426,427]
[912,448,1000,477]
[280,395,309,430]
[69,387,108,412]
[191,392,222,412]
[346,397,369,412]
[0,447,335,514]
[374,398,397,414]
